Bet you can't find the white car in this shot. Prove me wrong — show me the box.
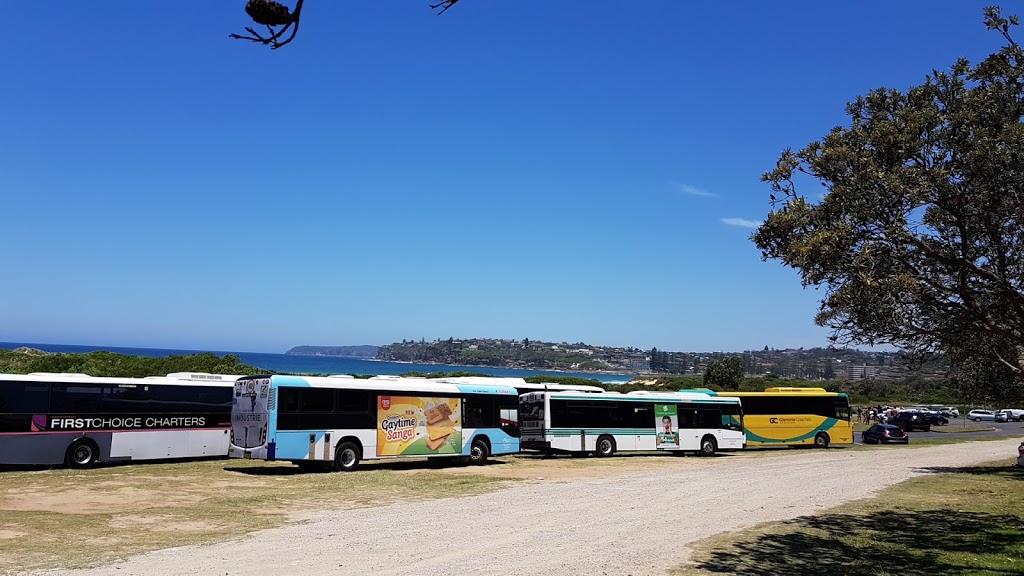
[967,410,996,422]
[998,409,1024,422]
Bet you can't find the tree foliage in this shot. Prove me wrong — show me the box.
[702,356,745,391]
[753,7,1024,401]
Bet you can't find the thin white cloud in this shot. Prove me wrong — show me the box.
[721,217,761,229]
[675,182,717,198]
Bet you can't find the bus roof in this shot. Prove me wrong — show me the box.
[2,372,238,387]
[525,389,741,404]
[434,376,605,393]
[696,387,846,397]
[246,374,519,396]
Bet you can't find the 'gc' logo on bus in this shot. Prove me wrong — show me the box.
[381,397,391,410]
[769,417,779,424]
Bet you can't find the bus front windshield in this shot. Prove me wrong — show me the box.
[520,396,544,422]
[720,405,743,431]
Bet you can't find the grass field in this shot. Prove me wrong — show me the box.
[0,458,512,573]
[674,458,1024,575]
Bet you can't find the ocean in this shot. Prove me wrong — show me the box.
[0,342,636,384]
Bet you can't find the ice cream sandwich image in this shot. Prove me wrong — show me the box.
[423,403,456,449]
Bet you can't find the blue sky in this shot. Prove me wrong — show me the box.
[0,1,1005,353]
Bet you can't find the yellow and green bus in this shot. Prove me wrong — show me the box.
[684,387,853,448]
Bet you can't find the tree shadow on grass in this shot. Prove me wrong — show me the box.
[691,510,1023,575]
[915,464,1024,481]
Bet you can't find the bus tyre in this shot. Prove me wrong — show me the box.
[468,438,489,465]
[595,436,616,458]
[66,439,99,469]
[699,436,717,457]
[814,433,830,449]
[333,442,361,472]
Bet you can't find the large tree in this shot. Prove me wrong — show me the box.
[753,7,1024,398]
[703,357,744,391]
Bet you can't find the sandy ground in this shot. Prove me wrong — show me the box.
[38,438,1021,576]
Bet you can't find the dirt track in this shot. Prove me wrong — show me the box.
[41,439,1021,576]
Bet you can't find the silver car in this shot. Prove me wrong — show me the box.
[967,409,996,422]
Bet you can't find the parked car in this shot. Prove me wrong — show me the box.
[924,413,949,426]
[938,407,960,418]
[862,424,909,444]
[998,409,1024,422]
[968,409,997,422]
[996,411,1009,423]
[890,412,932,432]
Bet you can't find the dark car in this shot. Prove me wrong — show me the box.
[862,424,909,444]
[890,412,931,432]
[924,413,949,426]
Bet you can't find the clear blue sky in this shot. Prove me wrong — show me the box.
[0,1,1005,353]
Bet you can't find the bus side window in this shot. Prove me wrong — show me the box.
[498,395,518,426]
[464,395,496,428]
[280,389,300,413]
[51,385,102,413]
[0,381,50,413]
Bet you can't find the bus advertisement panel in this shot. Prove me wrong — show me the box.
[232,377,270,454]
[377,396,462,456]
[654,403,679,449]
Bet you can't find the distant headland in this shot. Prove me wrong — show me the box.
[284,345,379,358]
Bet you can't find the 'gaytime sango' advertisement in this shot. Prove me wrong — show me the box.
[377,396,461,457]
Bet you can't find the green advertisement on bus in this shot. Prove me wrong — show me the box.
[654,403,679,449]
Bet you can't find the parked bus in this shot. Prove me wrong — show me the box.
[519,390,745,457]
[708,387,853,448]
[0,372,239,468]
[229,374,520,471]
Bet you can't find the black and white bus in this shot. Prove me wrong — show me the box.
[0,372,239,468]
[520,390,746,457]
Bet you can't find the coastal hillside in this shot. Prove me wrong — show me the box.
[285,345,379,358]
[0,347,265,377]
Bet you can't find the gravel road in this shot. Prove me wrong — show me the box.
[42,438,1020,576]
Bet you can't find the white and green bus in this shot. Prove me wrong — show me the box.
[519,390,745,457]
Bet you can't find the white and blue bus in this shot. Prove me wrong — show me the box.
[520,390,745,457]
[229,374,520,471]
[0,372,240,468]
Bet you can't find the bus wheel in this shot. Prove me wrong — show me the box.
[333,442,361,472]
[699,436,717,457]
[814,433,831,449]
[468,438,490,465]
[66,439,99,469]
[595,436,616,458]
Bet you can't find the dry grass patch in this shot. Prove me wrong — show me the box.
[0,458,510,574]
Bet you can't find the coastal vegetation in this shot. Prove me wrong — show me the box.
[0,348,265,378]
[377,338,625,373]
